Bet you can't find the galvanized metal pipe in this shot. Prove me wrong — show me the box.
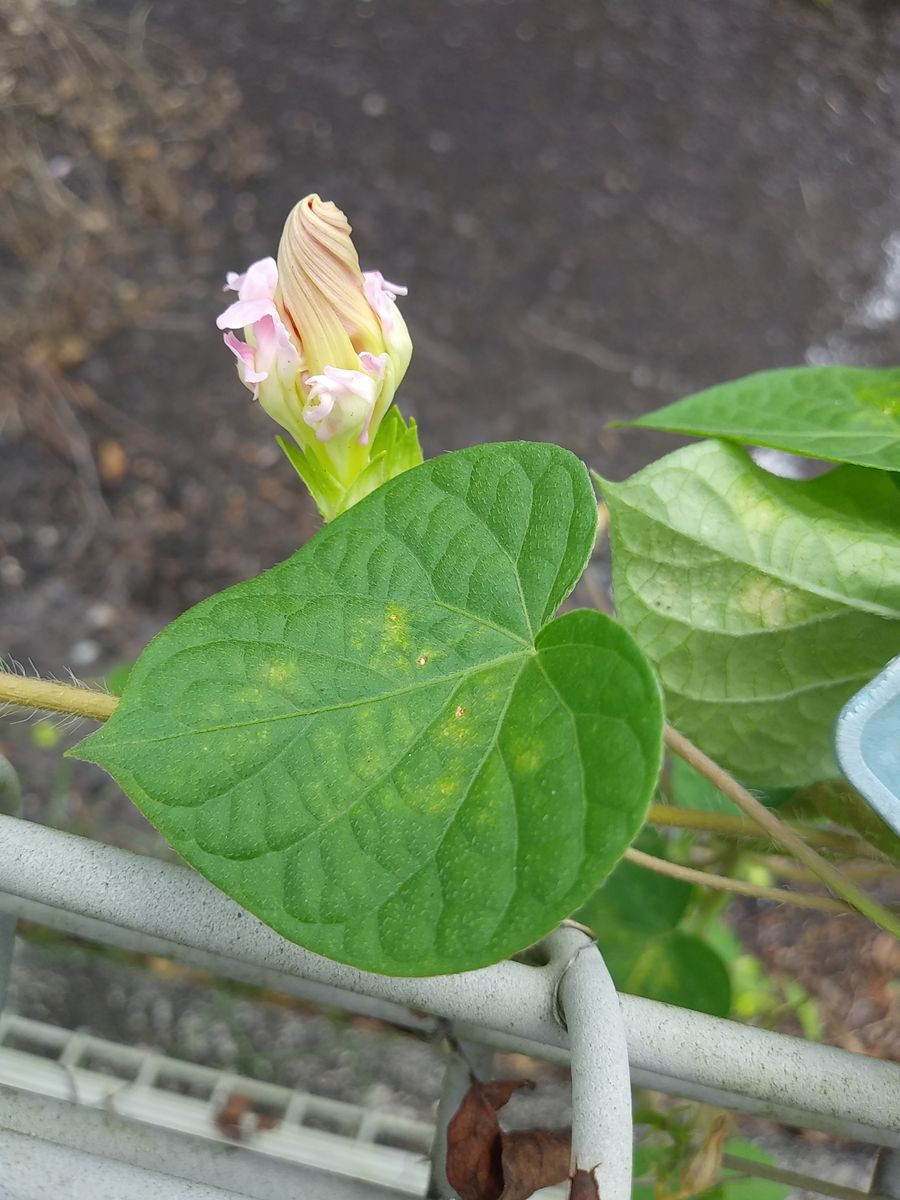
[0,912,16,1011]
[552,927,632,1199]
[1,815,899,1150]
[0,1126,255,1200]
[0,814,561,1043]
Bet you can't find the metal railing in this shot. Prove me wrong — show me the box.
[1,810,899,1200]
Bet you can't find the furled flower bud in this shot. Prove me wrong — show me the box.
[217,194,419,522]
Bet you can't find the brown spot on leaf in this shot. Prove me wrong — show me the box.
[455,705,467,718]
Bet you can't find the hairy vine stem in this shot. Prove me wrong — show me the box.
[665,725,900,937]
[647,803,888,862]
[624,847,851,915]
[0,672,118,722]
[763,858,898,884]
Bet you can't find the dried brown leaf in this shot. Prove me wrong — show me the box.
[214,1091,251,1141]
[678,1114,729,1199]
[446,1079,533,1200]
[499,1127,572,1200]
[569,1167,600,1200]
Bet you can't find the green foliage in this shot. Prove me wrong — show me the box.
[634,1134,789,1200]
[578,829,692,933]
[792,779,900,863]
[610,929,731,1017]
[104,663,133,698]
[599,440,900,787]
[621,366,900,472]
[576,830,732,1017]
[669,759,793,814]
[703,919,823,1040]
[72,443,663,976]
[709,1139,790,1200]
[669,757,735,815]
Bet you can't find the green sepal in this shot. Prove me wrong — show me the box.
[276,436,342,521]
[276,407,423,523]
[336,407,424,517]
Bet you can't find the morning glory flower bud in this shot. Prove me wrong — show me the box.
[216,194,420,521]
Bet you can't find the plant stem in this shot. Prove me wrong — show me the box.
[762,857,898,884]
[647,803,887,861]
[0,673,118,723]
[664,724,900,937]
[623,847,851,915]
[720,1154,871,1200]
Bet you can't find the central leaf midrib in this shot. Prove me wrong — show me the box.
[615,493,900,621]
[109,648,533,746]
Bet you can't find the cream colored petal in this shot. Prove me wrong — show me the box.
[276,195,385,375]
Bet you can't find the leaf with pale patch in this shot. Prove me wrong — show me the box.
[599,441,900,787]
[73,442,663,975]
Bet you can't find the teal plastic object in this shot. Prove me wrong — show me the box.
[835,655,900,838]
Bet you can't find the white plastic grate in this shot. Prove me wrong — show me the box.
[0,1011,433,1195]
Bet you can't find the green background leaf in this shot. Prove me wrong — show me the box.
[668,758,794,814]
[600,441,900,787]
[73,442,663,976]
[621,366,900,471]
[714,1140,790,1200]
[633,1138,788,1200]
[575,829,731,1017]
[668,756,737,815]
[576,829,692,935]
[603,930,731,1017]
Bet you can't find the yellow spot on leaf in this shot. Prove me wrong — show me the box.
[736,575,798,628]
[515,748,542,775]
[263,662,294,684]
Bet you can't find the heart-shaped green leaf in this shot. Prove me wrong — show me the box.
[620,366,900,471]
[73,443,663,976]
[599,440,900,787]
